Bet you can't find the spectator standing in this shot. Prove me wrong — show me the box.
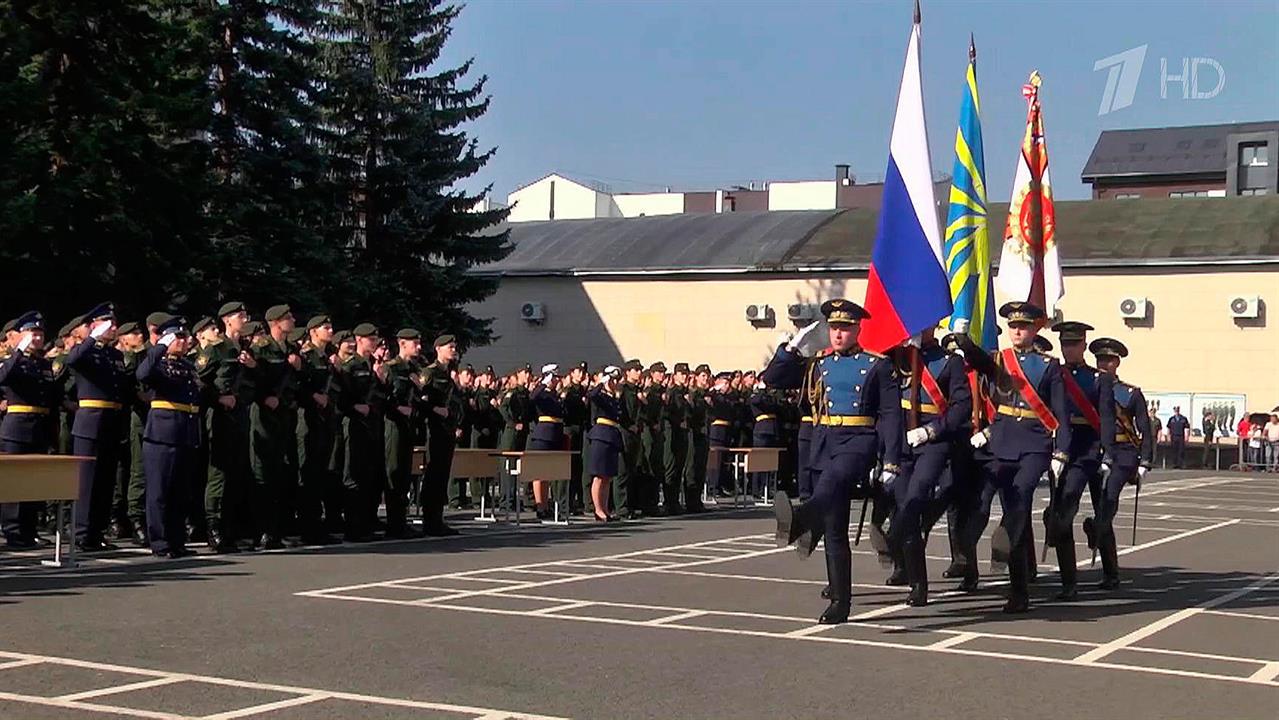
[1266,414,1279,473]
[1166,406,1189,469]
[1201,411,1216,469]
[1238,416,1253,468]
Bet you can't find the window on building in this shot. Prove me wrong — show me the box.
[1169,190,1211,198]
[1240,143,1270,167]
[1239,188,1269,196]
[1113,193,1141,200]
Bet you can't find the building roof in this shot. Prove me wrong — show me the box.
[1081,121,1279,180]
[473,196,1279,276]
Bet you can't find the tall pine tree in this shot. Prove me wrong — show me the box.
[315,0,509,343]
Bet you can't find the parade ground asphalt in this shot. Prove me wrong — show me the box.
[1,470,1277,720]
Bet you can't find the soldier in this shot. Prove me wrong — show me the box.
[615,360,645,519]
[248,305,301,549]
[707,371,737,498]
[122,311,171,545]
[529,364,567,520]
[748,379,782,498]
[496,366,531,512]
[684,364,712,513]
[1091,337,1153,590]
[1043,321,1114,601]
[337,323,388,541]
[296,315,340,544]
[111,321,146,539]
[0,312,59,548]
[64,303,133,551]
[640,362,667,515]
[661,362,691,514]
[796,371,817,501]
[563,362,589,516]
[450,363,476,509]
[892,326,972,606]
[417,334,462,536]
[469,366,500,509]
[383,328,425,539]
[959,301,1071,613]
[137,316,202,558]
[767,299,903,624]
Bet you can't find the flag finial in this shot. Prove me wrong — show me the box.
[914,0,921,24]
[969,33,976,62]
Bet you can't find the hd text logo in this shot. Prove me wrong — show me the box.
[1093,45,1225,116]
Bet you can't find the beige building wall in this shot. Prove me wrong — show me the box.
[767,180,836,211]
[612,192,685,217]
[466,267,1279,407]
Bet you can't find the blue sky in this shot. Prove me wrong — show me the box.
[442,0,1279,202]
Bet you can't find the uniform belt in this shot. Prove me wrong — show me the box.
[997,405,1039,420]
[1117,433,1134,442]
[711,419,732,427]
[801,415,814,423]
[4,405,49,415]
[151,401,199,414]
[818,415,876,427]
[1070,416,1094,426]
[755,414,777,422]
[900,400,940,414]
[537,416,564,424]
[79,399,123,410]
[595,418,619,428]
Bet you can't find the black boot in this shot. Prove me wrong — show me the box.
[773,492,808,551]
[820,585,831,600]
[1055,534,1078,601]
[990,525,1011,573]
[885,563,908,586]
[1003,541,1031,614]
[905,540,928,607]
[819,553,852,624]
[1097,522,1121,590]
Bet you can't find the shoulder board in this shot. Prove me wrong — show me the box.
[253,336,270,348]
[196,355,210,368]
[386,357,403,367]
[208,338,225,347]
[52,358,64,374]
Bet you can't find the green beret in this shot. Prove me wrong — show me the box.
[333,330,352,344]
[352,322,379,338]
[1,317,17,334]
[397,328,422,340]
[286,327,307,344]
[305,314,332,331]
[192,317,216,335]
[58,316,85,338]
[117,321,142,336]
[433,333,455,348]
[242,320,264,336]
[647,361,667,373]
[623,359,643,371]
[146,311,173,328]
[673,362,690,374]
[217,301,246,318]
[264,304,292,322]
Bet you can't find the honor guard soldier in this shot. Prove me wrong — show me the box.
[137,316,201,558]
[767,299,903,624]
[382,328,424,538]
[1091,338,1152,589]
[661,363,692,514]
[0,312,60,547]
[417,334,461,536]
[893,326,973,606]
[337,323,388,541]
[585,366,625,521]
[249,305,301,549]
[496,364,531,512]
[66,302,133,551]
[1044,321,1113,600]
[961,302,1071,613]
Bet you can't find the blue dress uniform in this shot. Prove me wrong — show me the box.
[748,387,781,496]
[585,385,622,479]
[893,341,972,606]
[966,302,1071,613]
[66,303,134,550]
[764,299,903,624]
[529,380,567,517]
[795,388,815,501]
[0,312,60,546]
[1044,321,1114,598]
[137,318,202,557]
[706,379,736,497]
[1093,337,1153,589]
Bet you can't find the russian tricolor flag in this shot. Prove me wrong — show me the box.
[859,3,953,353]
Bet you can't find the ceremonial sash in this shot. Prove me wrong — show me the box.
[1060,369,1101,432]
[998,348,1058,431]
[966,369,995,425]
[1113,403,1142,449]
[919,364,947,414]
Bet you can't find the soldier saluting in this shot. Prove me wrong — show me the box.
[416,334,461,536]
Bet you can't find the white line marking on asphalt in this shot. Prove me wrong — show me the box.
[1126,645,1277,666]
[1116,519,1239,557]
[645,610,707,626]
[928,632,979,649]
[529,601,595,616]
[1201,609,1279,623]
[1249,662,1279,682]
[652,568,911,592]
[201,693,331,720]
[0,658,43,671]
[55,676,185,701]
[0,691,185,719]
[784,625,835,638]
[1073,571,1279,664]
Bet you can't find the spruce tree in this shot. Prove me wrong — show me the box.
[314,0,510,342]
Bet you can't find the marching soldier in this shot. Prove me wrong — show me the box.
[249,305,301,549]
[959,302,1071,613]
[661,363,691,514]
[1,312,59,548]
[137,316,202,558]
[768,299,903,624]
[1044,321,1113,600]
[66,303,133,551]
[337,323,388,542]
[417,334,461,536]
[1091,337,1153,590]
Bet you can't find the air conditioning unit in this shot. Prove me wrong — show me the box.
[786,303,816,322]
[745,303,772,322]
[520,302,546,323]
[1118,297,1149,320]
[1228,295,1260,319]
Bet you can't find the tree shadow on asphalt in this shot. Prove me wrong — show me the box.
[0,556,245,604]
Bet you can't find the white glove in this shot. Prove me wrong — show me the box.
[1100,462,1111,479]
[90,319,112,339]
[969,431,988,449]
[16,332,34,352]
[540,363,558,376]
[906,427,930,447]
[158,333,177,347]
[1136,466,1149,485]
[541,373,555,385]
[1051,458,1066,479]
[786,320,822,355]
[878,470,898,491]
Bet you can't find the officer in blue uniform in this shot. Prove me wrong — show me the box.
[529,364,567,519]
[795,375,816,501]
[748,381,782,497]
[585,366,624,522]
[0,312,59,547]
[766,299,903,624]
[1091,337,1153,590]
[137,316,202,558]
[960,301,1070,613]
[895,326,972,606]
[706,372,736,498]
[66,302,134,551]
[1044,321,1113,600]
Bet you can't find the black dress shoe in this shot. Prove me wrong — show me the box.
[111,522,131,541]
[1002,595,1030,614]
[818,601,851,624]
[820,585,831,600]
[424,524,460,537]
[5,537,38,550]
[1056,584,1079,601]
[260,534,285,550]
[167,547,195,559]
[942,561,969,579]
[957,575,979,593]
[906,586,929,607]
[773,492,805,548]
[885,568,908,586]
[131,528,149,548]
[1097,576,1121,591]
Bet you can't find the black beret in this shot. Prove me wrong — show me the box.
[217,301,246,318]
[647,361,667,373]
[305,314,332,331]
[672,362,690,373]
[264,304,292,322]
[433,333,456,348]
[623,359,643,371]
[694,364,712,375]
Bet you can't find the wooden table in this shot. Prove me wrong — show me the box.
[725,447,783,507]
[0,455,90,567]
[450,448,502,522]
[490,451,577,525]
